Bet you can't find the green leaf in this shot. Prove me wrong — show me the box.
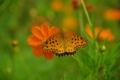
[110,43,120,56]
[108,66,120,76]
[84,73,93,80]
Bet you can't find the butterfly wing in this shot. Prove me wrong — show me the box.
[64,32,87,55]
[42,32,65,56]
[42,31,87,57]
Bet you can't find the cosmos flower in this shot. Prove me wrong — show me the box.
[104,9,120,20]
[62,16,78,31]
[27,25,59,60]
[51,0,64,11]
[85,25,115,41]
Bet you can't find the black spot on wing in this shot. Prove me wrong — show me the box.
[45,41,48,44]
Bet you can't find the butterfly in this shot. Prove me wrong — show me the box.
[42,30,87,57]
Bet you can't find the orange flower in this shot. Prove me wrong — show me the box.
[100,29,115,41]
[62,16,78,31]
[51,0,64,11]
[27,25,59,60]
[104,9,120,20]
[85,25,115,41]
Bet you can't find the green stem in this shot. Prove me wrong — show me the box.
[79,0,92,26]
[96,55,102,76]
[18,54,34,80]
[72,56,91,73]
[11,52,14,80]
[72,56,84,66]
[0,0,10,13]
[78,10,84,36]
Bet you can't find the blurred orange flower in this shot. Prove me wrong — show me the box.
[85,25,115,41]
[62,16,78,31]
[104,9,120,20]
[27,25,59,60]
[51,0,64,11]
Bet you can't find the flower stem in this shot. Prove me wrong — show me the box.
[79,0,92,26]
[72,55,92,73]
[78,9,84,35]
[72,56,84,66]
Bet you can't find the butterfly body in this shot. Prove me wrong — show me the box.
[42,30,87,56]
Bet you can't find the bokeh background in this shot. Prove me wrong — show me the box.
[0,0,120,80]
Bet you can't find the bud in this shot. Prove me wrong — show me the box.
[100,45,106,53]
[101,45,106,51]
[86,5,94,12]
[10,39,18,47]
[99,64,104,70]
[72,0,78,9]
[10,39,19,53]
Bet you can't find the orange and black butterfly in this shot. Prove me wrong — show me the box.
[42,30,87,56]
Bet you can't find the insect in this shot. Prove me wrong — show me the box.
[42,30,87,57]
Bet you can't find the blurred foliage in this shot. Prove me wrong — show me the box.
[0,0,120,80]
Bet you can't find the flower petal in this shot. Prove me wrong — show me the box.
[85,26,93,38]
[33,46,43,57]
[100,29,115,41]
[108,34,115,41]
[27,35,41,47]
[43,52,54,60]
[31,26,44,40]
[41,25,49,39]
[49,27,59,37]
[104,9,120,20]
